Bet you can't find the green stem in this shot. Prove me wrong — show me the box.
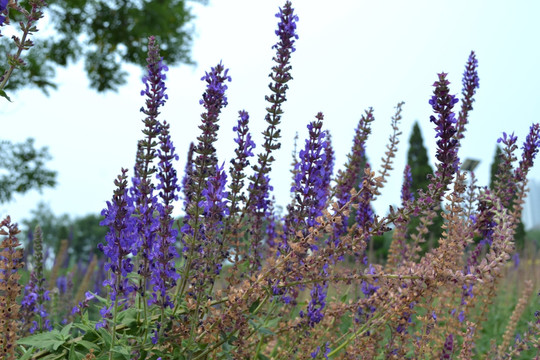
[0,12,33,91]
[109,297,119,360]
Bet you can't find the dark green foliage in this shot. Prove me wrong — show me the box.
[0,138,56,203]
[406,121,444,247]
[22,202,70,251]
[489,145,502,190]
[407,121,433,196]
[69,213,108,263]
[22,202,107,264]
[1,0,206,93]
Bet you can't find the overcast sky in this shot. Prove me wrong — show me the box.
[3,0,540,228]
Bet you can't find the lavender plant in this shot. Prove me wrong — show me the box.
[4,1,540,359]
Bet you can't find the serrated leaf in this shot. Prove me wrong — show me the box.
[17,330,65,351]
[60,323,73,339]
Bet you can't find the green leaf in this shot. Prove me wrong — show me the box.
[249,299,261,314]
[60,323,73,339]
[68,343,84,360]
[97,327,112,347]
[111,345,131,359]
[76,340,99,352]
[257,354,271,360]
[17,346,35,360]
[116,307,139,328]
[0,89,12,102]
[257,327,275,336]
[17,330,65,351]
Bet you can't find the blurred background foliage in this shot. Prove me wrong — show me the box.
[1,0,207,93]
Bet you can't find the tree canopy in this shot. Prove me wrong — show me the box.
[1,0,206,93]
[0,138,56,203]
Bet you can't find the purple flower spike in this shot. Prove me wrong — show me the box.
[0,0,8,27]
[273,1,299,53]
[429,73,460,183]
[199,61,231,111]
[515,123,540,181]
[140,36,169,115]
[456,51,480,143]
[401,164,414,203]
[200,163,230,222]
[229,110,256,216]
[441,334,454,359]
[98,169,137,306]
[288,113,332,233]
[332,109,373,242]
[149,121,181,308]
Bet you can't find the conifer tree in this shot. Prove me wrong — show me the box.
[407,121,433,197]
[406,121,444,247]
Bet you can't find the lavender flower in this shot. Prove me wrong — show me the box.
[181,142,195,206]
[273,1,299,54]
[180,62,230,297]
[401,164,414,203]
[429,73,459,189]
[514,123,540,182]
[287,113,332,236]
[20,272,52,333]
[183,61,231,220]
[248,0,299,206]
[72,291,96,316]
[20,225,51,334]
[441,334,454,359]
[200,163,230,223]
[140,36,169,113]
[98,169,137,308]
[189,163,230,296]
[495,131,519,207]
[0,0,8,28]
[304,278,328,327]
[228,110,256,217]
[456,51,480,143]
[149,121,181,308]
[132,36,169,285]
[332,109,373,242]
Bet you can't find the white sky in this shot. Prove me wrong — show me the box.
[2,0,540,228]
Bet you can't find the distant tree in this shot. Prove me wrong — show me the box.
[22,202,70,252]
[407,121,434,196]
[1,0,207,93]
[70,213,107,263]
[22,203,107,264]
[0,138,56,203]
[406,121,444,246]
[489,145,502,190]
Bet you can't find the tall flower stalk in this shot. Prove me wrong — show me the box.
[20,225,51,334]
[0,217,24,359]
[244,1,299,240]
[174,61,230,318]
